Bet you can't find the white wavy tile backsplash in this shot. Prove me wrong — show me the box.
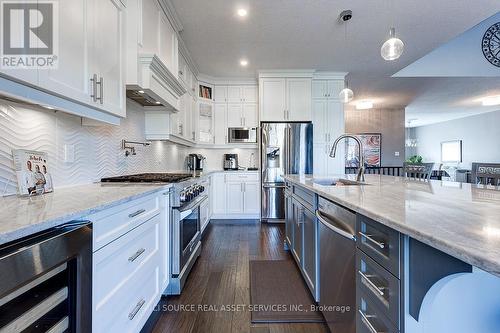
[0,100,187,196]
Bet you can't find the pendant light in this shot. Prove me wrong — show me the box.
[339,10,354,103]
[381,0,404,61]
[339,80,354,103]
[381,27,404,61]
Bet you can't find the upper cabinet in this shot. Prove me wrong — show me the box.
[259,73,312,122]
[0,0,126,123]
[214,85,257,103]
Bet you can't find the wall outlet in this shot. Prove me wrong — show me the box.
[394,151,400,157]
[64,144,75,163]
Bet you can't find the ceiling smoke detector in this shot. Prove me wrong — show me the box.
[339,10,353,23]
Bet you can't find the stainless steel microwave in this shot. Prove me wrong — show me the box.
[228,127,257,143]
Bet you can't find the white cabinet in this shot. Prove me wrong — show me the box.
[200,198,210,233]
[211,172,260,218]
[38,0,90,106]
[198,101,214,143]
[312,79,345,175]
[214,104,227,144]
[242,86,258,103]
[226,183,245,214]
[287,78,312,121]
[259,77,311,121]
[227,86,242,103]
[243,182,260,214]
[88,0,126,117]
[259,78,286,121]
[227,104,243,127]
[214,86,227,103]
[212,173,226,215]
[242,104,258,127]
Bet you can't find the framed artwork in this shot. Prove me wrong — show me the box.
[441,140,462,163]
[345,133,382,167]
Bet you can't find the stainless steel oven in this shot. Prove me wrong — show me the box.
[228,127,257,143]
[169,194,207,294]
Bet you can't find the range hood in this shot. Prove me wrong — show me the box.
[126,54,186,111]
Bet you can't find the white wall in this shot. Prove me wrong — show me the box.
[415,110,500,169]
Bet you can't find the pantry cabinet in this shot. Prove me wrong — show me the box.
[259,76,312,122]
[214,85,257,103]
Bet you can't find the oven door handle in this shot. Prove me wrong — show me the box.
[176,195,208,214]
[179,209,193,220]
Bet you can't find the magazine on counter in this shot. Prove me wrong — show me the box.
[12,149,54,196]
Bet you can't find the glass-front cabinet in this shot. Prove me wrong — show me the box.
[198,102,214,143]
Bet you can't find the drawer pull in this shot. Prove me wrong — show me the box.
[358,270,385,296]
[128,299,146,320]
[128,248,146,262]
[129,209,146,218]
[359,232,385,249]
[358,309,379,333]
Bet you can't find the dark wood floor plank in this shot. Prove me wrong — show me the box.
[152,220,328,333]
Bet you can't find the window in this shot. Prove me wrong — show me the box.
[441,140,462,163]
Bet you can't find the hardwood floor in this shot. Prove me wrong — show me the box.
[152,220,329,333]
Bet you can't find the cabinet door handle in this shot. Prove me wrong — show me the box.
[90,74,97,102]
[128,299,146,320]
[358,270,385,296]
[129,209,146,218]
[358,309,379,333]
[128,248,146,262]
[95,77,104,104]
[358,232,385,249]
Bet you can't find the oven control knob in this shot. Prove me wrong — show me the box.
[199,186,205,193]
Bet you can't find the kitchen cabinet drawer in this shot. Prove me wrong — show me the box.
[357,249,400,328]
[357,288,399,333]
[292,186,315,213]
[357,215,400,278]
[94,255,160,333]
[225,173,259,182]
[93,214,160,306]
[90,193,161,251]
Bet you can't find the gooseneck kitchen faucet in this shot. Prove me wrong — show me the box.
[330,134,365,182]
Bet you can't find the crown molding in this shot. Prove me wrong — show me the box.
[313,71,348,80]
[158,0,183,32]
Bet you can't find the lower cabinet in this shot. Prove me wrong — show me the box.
[210,172,260,218]
[285,184,318,299]
[90,190,169,333]
[200,196,210,233]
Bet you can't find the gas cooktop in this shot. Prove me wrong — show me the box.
[101,173,193,183]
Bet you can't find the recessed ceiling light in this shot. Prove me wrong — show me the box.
[356,100,374,110]
[155,101,161,105]
[42,105,54,110]
[237,8,248,17]
[481,95,500,106]
[240,59,248,67]
[138,90,145,94]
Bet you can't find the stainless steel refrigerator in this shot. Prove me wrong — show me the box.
[260,122,313,222]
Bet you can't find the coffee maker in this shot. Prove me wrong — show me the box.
[187,154,205,176]
[223,154,239,171]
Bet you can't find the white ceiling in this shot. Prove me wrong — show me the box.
[170,0,500,125]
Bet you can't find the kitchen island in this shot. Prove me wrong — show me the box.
[284,173,500,333]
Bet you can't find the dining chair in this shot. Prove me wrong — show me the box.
[471,163,500,186]
[403,162,434,180]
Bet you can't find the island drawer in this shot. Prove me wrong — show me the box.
[292,185,315,212]
[225,173,259,182]
[357,288,399,333]
[93,214,160,306]
[356,215,400,278]
[357,249,400,328]
[90,193,161,251]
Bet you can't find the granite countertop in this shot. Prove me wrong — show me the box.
[284,174,500,277]
[0,183,170,245]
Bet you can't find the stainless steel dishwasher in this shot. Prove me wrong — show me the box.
[316,197,356,333]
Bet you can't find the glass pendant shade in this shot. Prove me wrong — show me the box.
[339,87,354,103]
[381,28,404,61]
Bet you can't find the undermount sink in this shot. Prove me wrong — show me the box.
[313,178,366,186]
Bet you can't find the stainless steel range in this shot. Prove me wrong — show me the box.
[101,173,207,295]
